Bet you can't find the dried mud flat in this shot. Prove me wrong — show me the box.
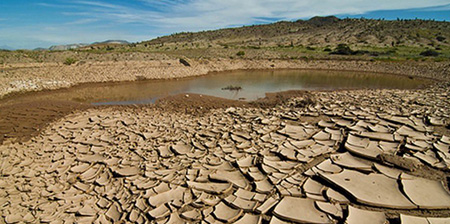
[1,79,450,224]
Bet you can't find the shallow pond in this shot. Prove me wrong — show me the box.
[3,69,432,105]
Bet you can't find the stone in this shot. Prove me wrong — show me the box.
[400,174,450,209]
[213,202,243,222]
[187,181,233,194]
[166,212,184,224]
[320,169,416,209]
[345,206,387,224]
[255,178,274,193]
[330,152,372,171]
[234,213,262,224]
[105,203,121,222]
[316,159,343,173]
[5,214,22,223]
[326,188,349,204]
[303,178,325,195]
[427,217,450,224]
[113,166,140,176]
[273,197,331,223]
[148,186,186,207]
[180,210,202,221]
[373,163,402,179]
[400,214,428,224]
[256,197,279,214]
[209,170,249,189]
[269,216,291,224]
[315,201,343,219]
[171,142,191,155]
[148,204,171,220]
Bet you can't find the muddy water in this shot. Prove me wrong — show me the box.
[1,69,431,106]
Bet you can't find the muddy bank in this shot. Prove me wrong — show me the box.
[1,59,449,99]
[0,100,92,144]
[0,90,312,144]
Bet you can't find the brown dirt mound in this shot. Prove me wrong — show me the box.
[0,100,91,144]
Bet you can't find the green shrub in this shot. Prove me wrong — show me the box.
[420,49,439,57]
[436,36,446,42]
[63,57,77,65]
[236,51,245,56]
[330,44,354,55]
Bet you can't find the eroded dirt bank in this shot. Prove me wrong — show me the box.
[1,59,449,98]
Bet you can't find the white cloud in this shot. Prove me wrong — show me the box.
[4,0,450,48]
[71,0,450,30]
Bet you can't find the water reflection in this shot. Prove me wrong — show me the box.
[1,70,431,106]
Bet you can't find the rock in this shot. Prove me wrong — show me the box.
[330,152,372,171]
[273,197,331,223]
[5,214,22,223]
[171,142,191,155]
[315,201,343,219]
[179,58,191,66]
[326,188,349,204]
[209,170,249,189]
[234,213,262,224]
[316,159,343,173]
[373,163,402,179]
[105,203,121,222]
[400,174,450,209]
[400,214,428,224]
[319,169,416,209]
[113,166,140,176]
[148,186,186,207]
[345,206,387,224]
[256,197,279,214]
[213,202,243,222]
[187,181,233,194]
[148,204,171,220]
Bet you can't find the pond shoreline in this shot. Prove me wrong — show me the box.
[1,58,449,99]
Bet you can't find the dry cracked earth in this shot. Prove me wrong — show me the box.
[1,82,450,224]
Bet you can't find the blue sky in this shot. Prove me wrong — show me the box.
[1,0,450,49]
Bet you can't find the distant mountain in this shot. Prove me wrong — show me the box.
[92,40,130,45]
[48,40,129,51]
[49,43,89,51]
[33,47,48,51]
[0,45,15,51]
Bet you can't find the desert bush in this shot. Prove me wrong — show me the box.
[63,57,77,65]
[436,36,446,42]
[420,49,439,57]
[330,44,354,55]
[236,51,245,56]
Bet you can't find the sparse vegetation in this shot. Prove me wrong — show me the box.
[63,57,77,65]
[330,44,354,55]
[236,51,245,56]
[436,36,446,42]
[420,49,440,57]
[222,85,242,91]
